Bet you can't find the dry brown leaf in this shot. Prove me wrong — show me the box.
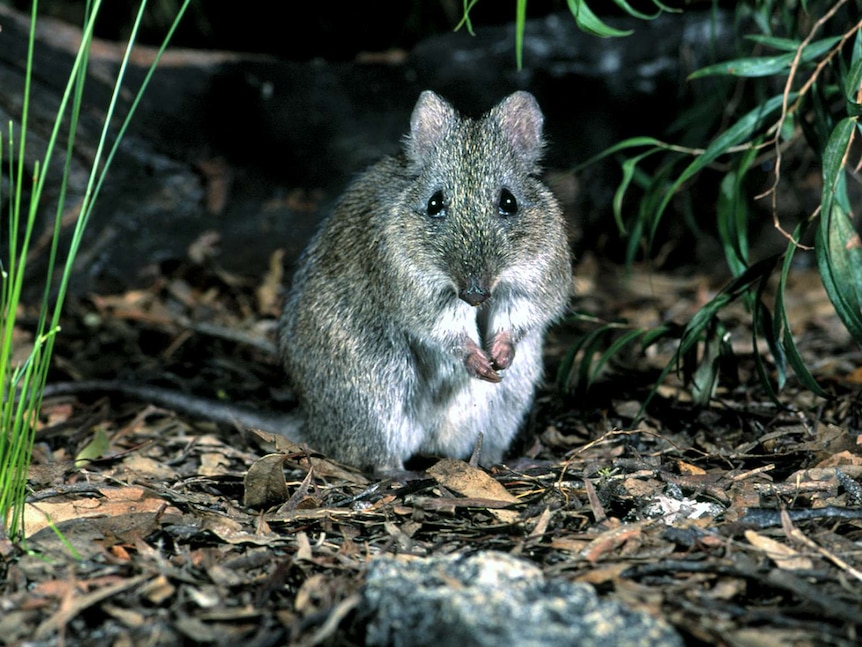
[22,486,180,538]
[427,458,519,503]
[199,451,231,477]
[103,603,147,628]
[139,575,175,605]
[248,432,368,484]
[841,365,862,384]
[35,574,149,640]
[744,530,814,571]
[528,506,553,538]
[583,477,606,523]
[196,157,232,215]
[31,579,76,598]
[677,460,706,475]
[427,458,519,523]
[547,537,590,553]
[729,628,814,647]
[800,423,857,462]
[574,562,629,584]
[294,573,329,614]
[39,401,75,428]
[199,512,282,545]
[243,453,288,509]
[120,455,178,480]
[620,477,662,498]
[581,521,647,562]
[813,450,862,471]
[709,577,747,601]
[296,531,314,561]
[256,248,285,316]
[305,457,370,484]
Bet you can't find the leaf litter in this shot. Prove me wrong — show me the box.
[3,243,862,646]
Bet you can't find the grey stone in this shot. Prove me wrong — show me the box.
[360,551,682,647]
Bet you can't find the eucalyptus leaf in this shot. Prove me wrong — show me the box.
[690,36,840,79]
[745,35,805,52]
[817,119,862,345]
[845,59,862,115]
[853,22,862,65]
[820,118,855,224]
[817,200,862,345]
[75,427,111,464]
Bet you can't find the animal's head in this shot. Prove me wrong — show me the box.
[396,91,563,308]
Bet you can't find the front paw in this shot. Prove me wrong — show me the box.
[464,341,502,383]
[488,331,515,371]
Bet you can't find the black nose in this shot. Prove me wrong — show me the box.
[459,278,489,307]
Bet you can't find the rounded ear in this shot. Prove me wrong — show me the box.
[490,91,545,164]
[405,91,457,162]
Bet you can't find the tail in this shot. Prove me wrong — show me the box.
[41,379,303,440]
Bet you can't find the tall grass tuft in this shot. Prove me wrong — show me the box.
[0,0,190,541]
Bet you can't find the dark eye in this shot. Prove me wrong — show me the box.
[426,190,447,218]
[498,189,518,217]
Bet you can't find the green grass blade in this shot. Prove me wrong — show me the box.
[647,93,794,248]
[561,326,610,392]
[751,297,782,405]
[690,318,733,405]
[51,0,191,340]
[751,264,785,399]
[613,148,666,235]
[716,146,757,277]
[566,0,633,38]
[775,232,830,397]
[576,136,666,170]
[587,327,648,388]
[35,1,95,348]
[2,0,190,540]
[454,0,480,35]
[515,0,526,69]
[609,0,673,20]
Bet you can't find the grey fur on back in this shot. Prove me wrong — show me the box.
[278,90,572,474]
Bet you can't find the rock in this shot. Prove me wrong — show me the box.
[360,551,682,647]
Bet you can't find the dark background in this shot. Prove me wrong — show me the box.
[12,1,686,60]
[0,0,802,294]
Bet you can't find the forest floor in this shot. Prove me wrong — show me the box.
[3,240,862,646]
